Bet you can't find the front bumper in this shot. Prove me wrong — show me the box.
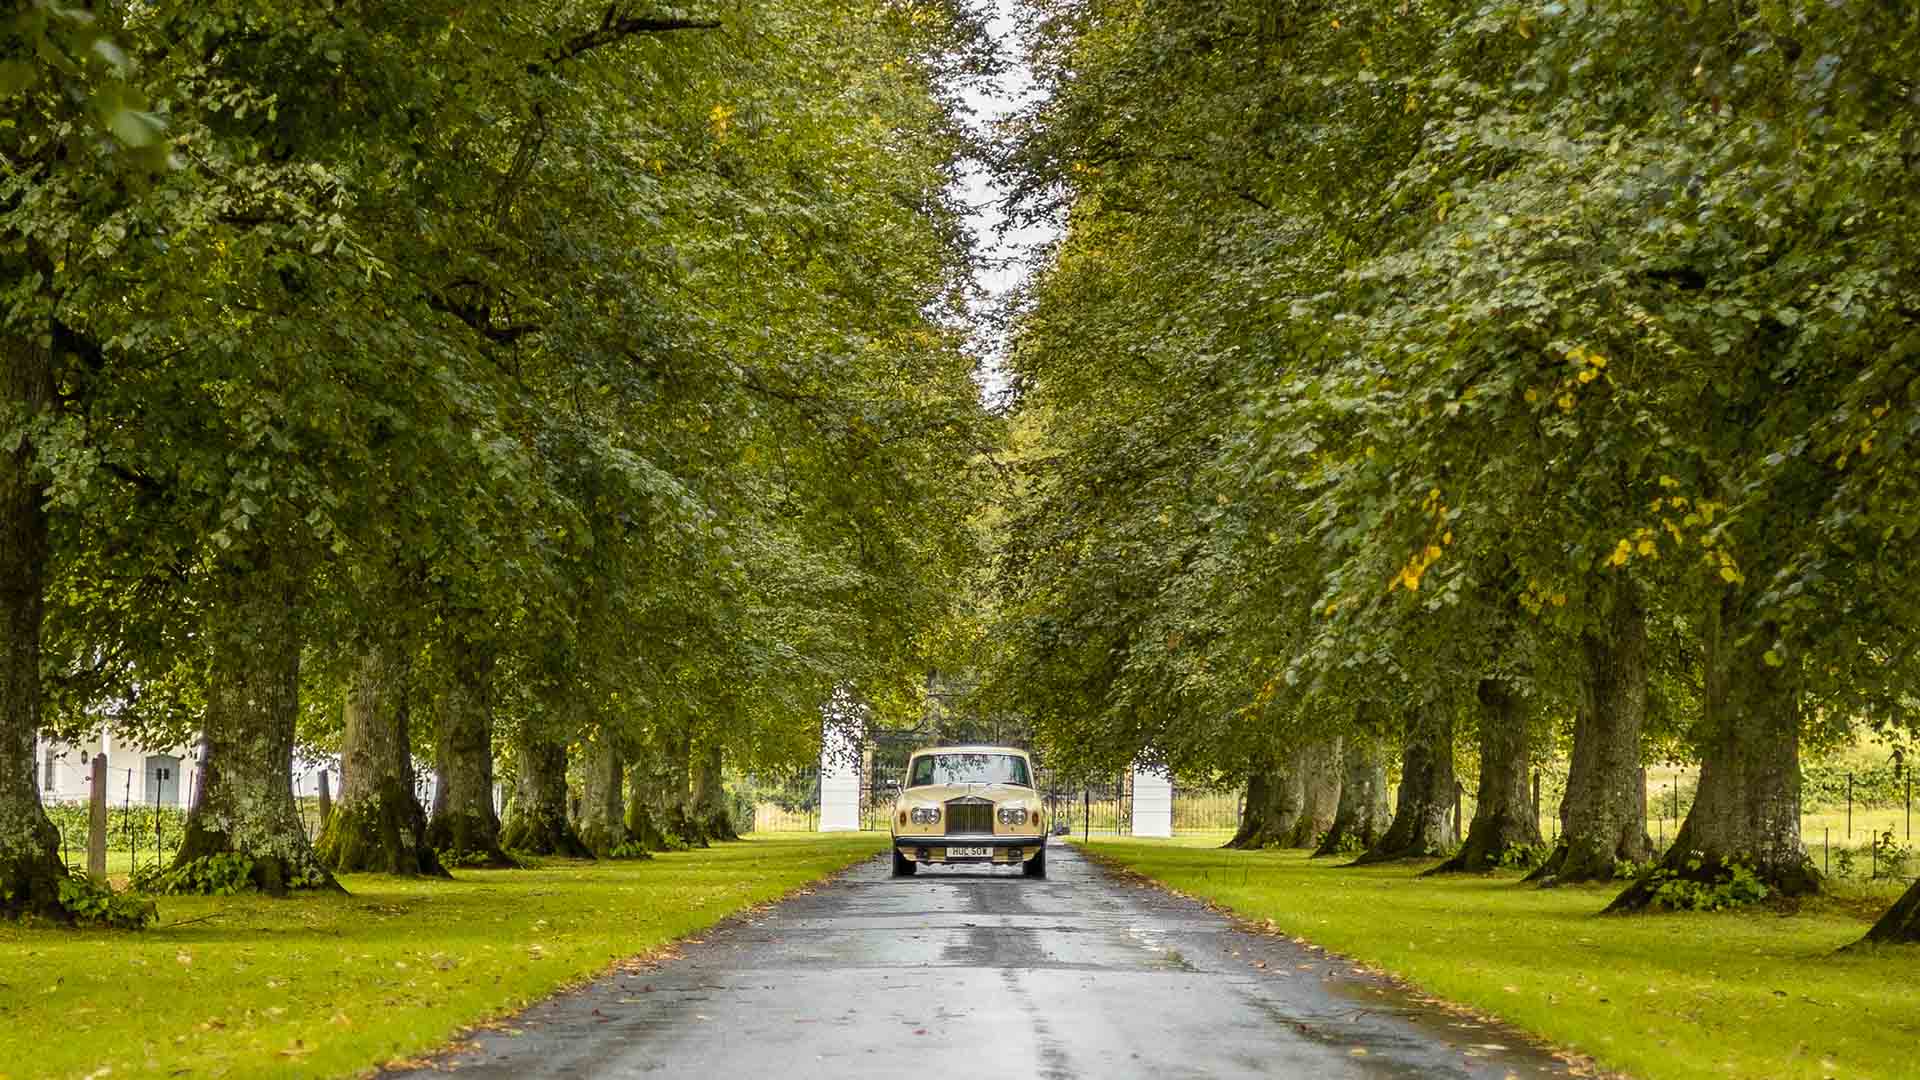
[892,834,1046,863]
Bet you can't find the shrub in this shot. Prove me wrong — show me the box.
[1644,853,1770,911]
[134,853,256,896]
[56,870,157,929]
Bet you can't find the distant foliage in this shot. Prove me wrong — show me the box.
[44,803,189,854]
[1801,761,1907,810]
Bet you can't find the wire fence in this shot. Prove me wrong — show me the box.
[39,756,337,880]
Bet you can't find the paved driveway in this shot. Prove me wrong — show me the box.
[387,843,1573,1078]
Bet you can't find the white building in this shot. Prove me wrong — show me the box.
[32,731,335,810]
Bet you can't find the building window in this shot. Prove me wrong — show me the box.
[43,749,56,791]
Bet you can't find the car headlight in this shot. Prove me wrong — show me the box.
[910,807,941,825]
[998,806,1029,825]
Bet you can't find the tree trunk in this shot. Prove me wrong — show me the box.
[655,724,702,847]
[1430,679,1541,874]
[1353,704,1455,864]
[1282,738,1342,848]
[0,332,67,921]
[173,567,341,896]
[1860,878,1920,946]
[1315,738,1392,857]
[1224,763,1303,850]
[425,638,513,867]
[576,733,637,857]
[500,725,593,857]
[691,743,738,842]
[1528,581,1651,885]
[316,643,444,877]
[623,750,669,852]
[1609,599,1816,910]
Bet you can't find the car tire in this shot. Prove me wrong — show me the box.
[1023,845,1047,879]
[892,846,917,877]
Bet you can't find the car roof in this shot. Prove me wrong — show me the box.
[907,744,1030,758]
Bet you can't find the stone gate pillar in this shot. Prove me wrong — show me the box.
[818,721,862,832]
[1131,766,1173,838]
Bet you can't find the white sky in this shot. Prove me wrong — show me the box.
[954,0,1058,406]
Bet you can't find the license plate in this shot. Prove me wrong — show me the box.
[946,846,992,858]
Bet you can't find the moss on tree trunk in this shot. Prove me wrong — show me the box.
[1353,704,1455,864]
[649,724,702,848]
[577,733,638,857]
[1529,582,1651,886]
[173,567,341,897]
[1315,738,1392,857]
[501,726,592,858]
[0,330,68,922]
[1609,600,1817,911]
[1430,679,1540,874]
[316,643,444,877]
[1224,762,1303,850]
[1282,738,1342,848]
[623,752,670,852]
[691,743,738,843]
[425,638,513,867]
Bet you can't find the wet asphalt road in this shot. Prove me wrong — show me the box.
[388,843,1575,1078]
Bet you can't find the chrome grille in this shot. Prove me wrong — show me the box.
[945,799,992,835]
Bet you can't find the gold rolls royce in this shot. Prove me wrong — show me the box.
[890,745,1047,878]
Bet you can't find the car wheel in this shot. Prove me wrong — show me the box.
[892,846,917,877]
[1023,845,1047,879]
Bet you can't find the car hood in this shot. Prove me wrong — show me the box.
[897,783,1036,806]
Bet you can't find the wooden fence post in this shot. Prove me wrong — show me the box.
[317,769,333,829]
[87,754,108,881]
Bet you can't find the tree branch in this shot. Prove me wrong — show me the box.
[534,7,721,72]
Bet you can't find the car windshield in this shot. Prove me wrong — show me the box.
[908,753,1031,788]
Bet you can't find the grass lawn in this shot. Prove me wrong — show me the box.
[1082,837,1920,1080]
[0,833,884,1080]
